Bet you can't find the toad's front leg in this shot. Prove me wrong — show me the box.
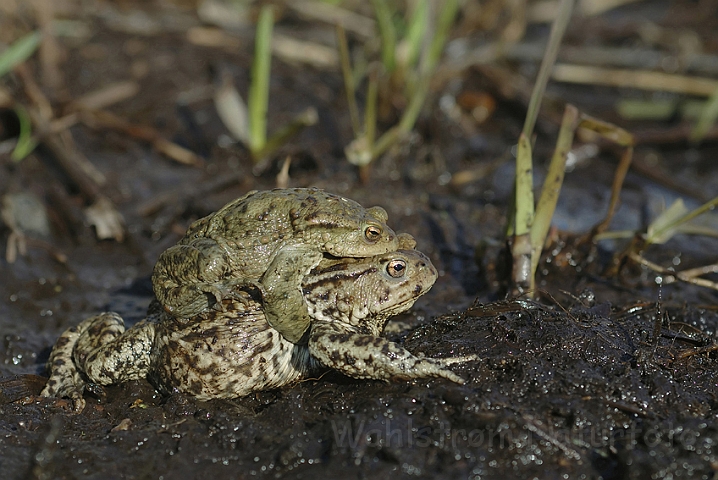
[259,247,323,344]
[308,321,465,384]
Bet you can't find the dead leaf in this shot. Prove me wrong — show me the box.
[84,195,126,242]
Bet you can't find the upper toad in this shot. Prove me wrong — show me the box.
[152,188,407,343]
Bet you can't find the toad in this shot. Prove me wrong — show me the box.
[41,249,464,412]
[152,188,410,343]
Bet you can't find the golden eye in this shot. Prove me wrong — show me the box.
[365,225,383,242]
[387,259,406,278]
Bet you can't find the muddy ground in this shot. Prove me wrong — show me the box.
[1,1,717,479]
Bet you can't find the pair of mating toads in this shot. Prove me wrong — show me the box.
[41,188,466,412]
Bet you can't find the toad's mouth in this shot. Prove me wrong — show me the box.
[311,252,368,274]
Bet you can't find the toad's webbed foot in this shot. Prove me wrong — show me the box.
[396,232,417,250]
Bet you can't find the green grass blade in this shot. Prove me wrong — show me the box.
[514,133,534,236]
[673,223,718,239]
[401,0,428,70]
[369,0,396,73]
[530,104,579,270]
[365,65,379,147]
[522,0,575,138]
[253,107,318,162]
[0,31,41,78]
[346,66,378,167]
[372,0,458,160]
[690,86,718,144]
[674,196,718,227]
[248,6,274,155]
[422,0,459,76]
[616,98,679,120]
[336,25,361,137]
[646,198,689,244]
[400,0,458,130]
[371,81,425,160]
[11,106,38,162]
[647,196,718,245]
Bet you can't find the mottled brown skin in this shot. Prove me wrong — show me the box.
[41,250,464,412]
[152,188,403,343]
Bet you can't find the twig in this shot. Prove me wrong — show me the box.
[186,27,242,50]
[628,252,718,291]
[287,0,376,39]
[677,263,718,280]
[272,32,338,69]
[579,114,634,240]
[630,153,710,202]
[38,133,102,200]
[19,70,103,198]
[633,123,718,146]
[587,146,632,238]
[276,156,291,189]
[522,414,582,460]
[15,61,52,119]
[503,43,718,77]
[15,65,126,242]
[16,64,107,186]
[32,0,63,92]
[675,343,718,360]
[552,64,718,96]
[67,81,140,112]
[604,399,653,418]
[80,110,204,167]
[16,236,68,264]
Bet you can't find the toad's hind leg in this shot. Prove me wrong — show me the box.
[260,247,323,344]
[73,312,156,386]
[42,313,155,412]
[41,323,87,412]
[308,321,465,385]
[40,312,150,411]
[152,240,232,320]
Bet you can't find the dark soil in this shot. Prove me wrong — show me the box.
[1,1,717,479]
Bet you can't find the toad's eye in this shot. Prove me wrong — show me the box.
[365,225,383,242]
[387,259,406,278]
